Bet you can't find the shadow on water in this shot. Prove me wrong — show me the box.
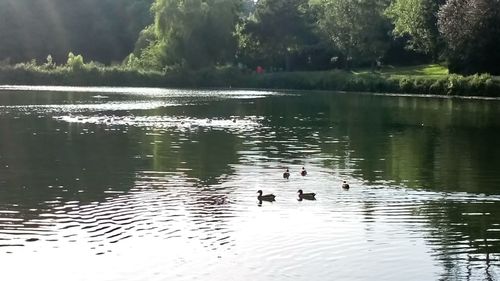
[0,118,137,205]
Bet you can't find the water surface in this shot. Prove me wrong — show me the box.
[0,86,499,280]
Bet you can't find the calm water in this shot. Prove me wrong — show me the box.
[0,86,500,281]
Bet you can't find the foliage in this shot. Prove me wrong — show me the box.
[385,0,443,57]
[438,0,500,74]
[141,0,242,69]
[1,0,500,75]
[239,0,319,70]
[66,53,85,71]
[312,0,391,67]
[43,55,56,70]
[1,61,499,97]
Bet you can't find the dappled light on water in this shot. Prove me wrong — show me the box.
[54,115,262,133]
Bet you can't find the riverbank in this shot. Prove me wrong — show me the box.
[0,64,498,97]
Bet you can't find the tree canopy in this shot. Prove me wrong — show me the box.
[385,0,443,58]
[313,0,391,67]
[438,0,500,74]
[1,0,500,74]
[238,0,321,70]
[150,0,241,69]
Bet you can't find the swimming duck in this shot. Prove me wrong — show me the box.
[301,167,307,176]
[283,169,290,179]
[257,190,276,201]
[342,181,350,189]
[297,189,316,200]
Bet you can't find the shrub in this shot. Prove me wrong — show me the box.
[66,52,85,71]
[399,77,413,93]
[1,61,500,97]
[429,78,447,95]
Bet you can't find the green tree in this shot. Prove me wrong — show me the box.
[145,0,242,69]
[66,52,85,70]
[438,0,500,74]
[312,0,391,68]
[240,0,318,70]
[385,0,443,59]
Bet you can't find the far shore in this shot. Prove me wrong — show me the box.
[1,64,498,98]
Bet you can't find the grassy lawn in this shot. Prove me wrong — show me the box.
[379,64,449,76]
[352,64,449,77]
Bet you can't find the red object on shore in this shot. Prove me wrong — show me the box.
[256,66,264,74]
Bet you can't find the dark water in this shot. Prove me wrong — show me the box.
[0,86,500,281]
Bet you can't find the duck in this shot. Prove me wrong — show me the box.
[342,181,350,189]
[297,189,316,200]
[283,169,290,179]
[300,167,307,176]
[257,190,276,201]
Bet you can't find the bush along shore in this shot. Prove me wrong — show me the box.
[0,62,499,97]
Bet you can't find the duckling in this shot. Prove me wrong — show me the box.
[297,189,316,200]
[300,167,307,176]
[283,169,290,179]
[342,181,350,189]
[257,190,276,201]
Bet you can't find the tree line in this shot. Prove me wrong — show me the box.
[1,0,499,74]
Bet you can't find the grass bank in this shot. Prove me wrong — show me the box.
[0,64,498,97]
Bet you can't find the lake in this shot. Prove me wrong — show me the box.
[0,86,499,281]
